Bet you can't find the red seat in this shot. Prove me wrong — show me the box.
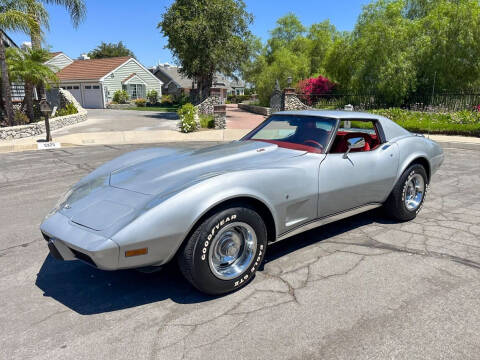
[332,132,378,153]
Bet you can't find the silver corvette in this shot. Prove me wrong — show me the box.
[41,110,444,294]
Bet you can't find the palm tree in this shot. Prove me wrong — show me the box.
[7,47,57,121]
[28,0,86,102]
[0,0,45,126]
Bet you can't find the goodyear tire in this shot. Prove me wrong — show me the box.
[384,164,428,221]
[178,206,267,295]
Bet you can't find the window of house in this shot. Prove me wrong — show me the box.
[85,85,92,89]
[329,119,382,154]
[125,84,146,99]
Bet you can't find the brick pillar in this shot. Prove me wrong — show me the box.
[213,104,227,129]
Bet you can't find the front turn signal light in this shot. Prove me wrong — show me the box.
[125,248,148,257]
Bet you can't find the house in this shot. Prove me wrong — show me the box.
[53,56,162,108]
[0,30,25,102]
[228,78,245,96]
[44,52,74,72]
[152,63,246,98]
[152,63,195,97]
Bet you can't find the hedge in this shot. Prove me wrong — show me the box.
[368,108,480,137]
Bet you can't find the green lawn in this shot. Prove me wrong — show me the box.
[125,105,180,112]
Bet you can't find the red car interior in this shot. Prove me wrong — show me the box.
[331,131,381,153]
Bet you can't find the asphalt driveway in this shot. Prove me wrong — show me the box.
[53,109,179,136]
[0,143,479,359]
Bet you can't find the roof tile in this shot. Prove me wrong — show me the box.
[56,56,132,81]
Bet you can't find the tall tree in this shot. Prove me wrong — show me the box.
[158,0,253,101]
[7,47,57,121]
[28,0,85,104]
[0,0,43,126]
[88,41,135,59]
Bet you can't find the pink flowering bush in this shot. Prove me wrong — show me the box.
[296,76,336,105]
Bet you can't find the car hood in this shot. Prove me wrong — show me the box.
[109,141,304,195]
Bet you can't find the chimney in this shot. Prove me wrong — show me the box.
[79,53,90,60]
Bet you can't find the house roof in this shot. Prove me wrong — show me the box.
[122,73,137,83]
[56,56,132,81]
[1,30,19,49]
[154,65,193,89]
[48,51,63,59]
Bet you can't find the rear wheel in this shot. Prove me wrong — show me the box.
[178,206,267,295]
[384,164,428,221]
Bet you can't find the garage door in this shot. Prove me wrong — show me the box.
[63,85,81,104]
[82,84,103,108]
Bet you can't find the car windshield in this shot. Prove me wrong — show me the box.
[242,114,337,153]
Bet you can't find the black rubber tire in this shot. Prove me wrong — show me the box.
[178,206,267,295]
[384,164,428,221]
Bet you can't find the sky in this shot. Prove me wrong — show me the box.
[9,0,370,68]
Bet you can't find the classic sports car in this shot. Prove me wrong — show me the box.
[41,110,444,294]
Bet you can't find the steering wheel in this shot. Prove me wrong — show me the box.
[303,139,324,151]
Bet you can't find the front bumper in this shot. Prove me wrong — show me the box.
[41,212,120,270]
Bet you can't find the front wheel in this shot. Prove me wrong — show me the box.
[384,164,428,221]
[178,206,267,295]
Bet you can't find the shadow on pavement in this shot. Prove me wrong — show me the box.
[264,210,381,264]
[36,210,386,315]
[35,257,211,315]
[142,112,179,120]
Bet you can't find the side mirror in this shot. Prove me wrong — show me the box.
[343,137,365,158]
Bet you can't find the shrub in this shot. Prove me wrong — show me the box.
[161,94,174,105]
[296,76,336,105]
[199,114,215,128]
[134,98,147,107]
[369,108,480,137]
[112,90,129,104]
[174,93,190,106]
[14,110,29,125]
[147,89,159,105]
[227,94,250,104]
[177,103,197,133]
[54,102,78,117]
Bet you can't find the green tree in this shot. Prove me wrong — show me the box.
[0,0,45,126]
[88,41,135,59]
[270,12,305,43]
[158,0,253,101]
[28,0,86,105]
[414,0,480,94]
[243,14,337,105]
[7,47,57,121]
[307,20,338,76]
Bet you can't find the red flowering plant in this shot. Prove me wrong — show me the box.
[296,76,336,105]
[475,104,480,112]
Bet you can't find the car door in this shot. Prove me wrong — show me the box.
[317,122,399,218]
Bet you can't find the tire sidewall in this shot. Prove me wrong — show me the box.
[399,165,428,216]
[191,207,267,295]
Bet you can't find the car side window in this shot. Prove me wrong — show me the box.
[329,119,382,154]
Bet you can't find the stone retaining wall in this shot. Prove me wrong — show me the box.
[238,103,271,116]
[106,103,133,110]
[0,89,87,141]
[195,95,222,115]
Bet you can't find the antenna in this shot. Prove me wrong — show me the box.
[428,71,437,139]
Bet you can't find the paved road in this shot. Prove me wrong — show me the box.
[53,109,179,136]
[1,143,479,359]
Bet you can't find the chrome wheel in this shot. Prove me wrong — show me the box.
[208,222,257,280]
[404,173,425,211]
